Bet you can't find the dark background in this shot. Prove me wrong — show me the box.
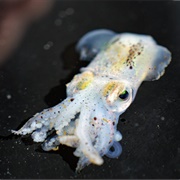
[0,0,179,178]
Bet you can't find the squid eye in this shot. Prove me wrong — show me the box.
[119,90,129,100]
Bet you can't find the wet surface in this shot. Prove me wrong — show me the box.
[0,0,180,178]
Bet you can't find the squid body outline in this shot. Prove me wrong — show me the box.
[12,29,171,171]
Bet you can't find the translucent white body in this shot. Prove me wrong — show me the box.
[12,29,171,171]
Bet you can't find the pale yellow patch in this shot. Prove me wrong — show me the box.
[66,83,70,87]
[62,104,67,109]
[50,122,54,129]
[106,42,129,73]
[103,81,125,98]
[102,118,110,123]
[111,56,127,72]
[83,150,103,165]
[52,146,59,151]
[103,82,116,97]
[77,71,94,90]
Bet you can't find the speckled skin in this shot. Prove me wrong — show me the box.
[81,33,171,88]
[12,30,171,172]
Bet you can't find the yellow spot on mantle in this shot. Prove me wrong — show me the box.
[102,118,110,123]
[103,81,124,97]
[103,82,116,96]
[77,71,94,90]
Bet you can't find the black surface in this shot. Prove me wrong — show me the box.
[0,0,180,179]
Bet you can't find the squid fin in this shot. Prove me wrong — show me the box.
[76,29,116,61]
[145,45,171,81]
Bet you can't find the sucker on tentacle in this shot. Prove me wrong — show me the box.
[12,29,171,172]
[106,141,122,159]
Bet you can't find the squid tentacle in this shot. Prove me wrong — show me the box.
[89,101,117,156]
[105,141,122,158]
[75,102,103,166]
[54,91,88,135]
[42,121,77,151]
[76,156,90,172]
[12,95,82,142]
[94,120,116,156]
[59,135,79,148]
[11,97,72,135]
[74,97,113,172]
[41,134,59,151]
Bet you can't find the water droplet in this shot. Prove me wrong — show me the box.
[54,19,62,26]
[43,41,54,50]
[65,8,74,15]
[161,116,165,121]
[6,94,12,99]
[134,123,139,127]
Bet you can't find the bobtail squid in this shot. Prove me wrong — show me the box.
[12,29,171,171]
